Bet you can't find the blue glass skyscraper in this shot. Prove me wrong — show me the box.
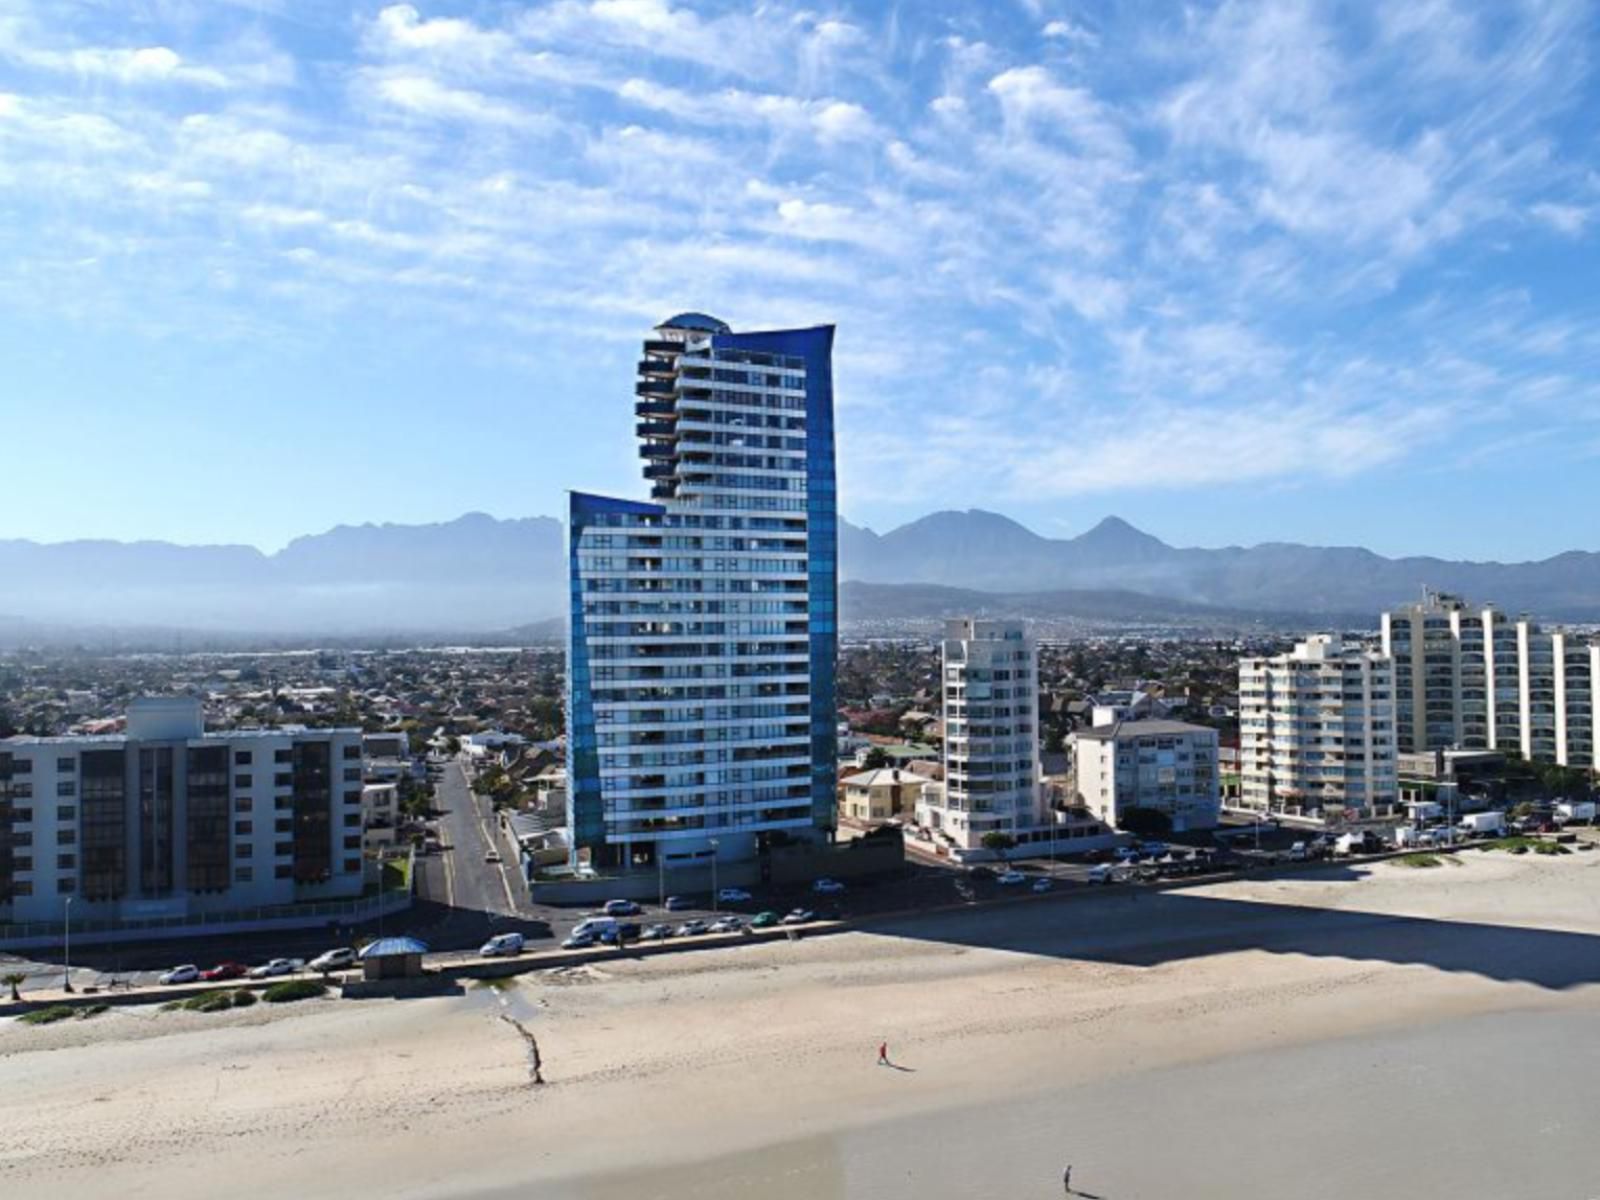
[567,313,837,871]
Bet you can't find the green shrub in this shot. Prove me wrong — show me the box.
[231,988,258,1007]
[77,1003,108,1020]
[263,979,326,1004]
[182,991,234,1013]
[1397,852,1443,868]
[19,1004,78,1026]
[1533,841,1572,856]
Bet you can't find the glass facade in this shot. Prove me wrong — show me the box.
[567,316,837,868]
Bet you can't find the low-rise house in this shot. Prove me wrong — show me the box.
[840,767,934,823]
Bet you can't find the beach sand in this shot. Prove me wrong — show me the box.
[4,851,1600,1199]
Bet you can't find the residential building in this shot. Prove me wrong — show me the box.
[916,619,1046,850]
[839,767,933,824]
[1238,635,1399,822]
[1089,688,1171,728]
[361,782,400,852]
[1072,719,1220,832]
[566,313,838,871]
[0,697,365,925]
[1381,590,1599,768]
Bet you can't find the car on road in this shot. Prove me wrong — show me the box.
[1113,847,1141,863]
[1087,864,1117,885]
[676,920,710,937]
[750,910,782,928]
[483,849,502,864]
[248,958,300,979]
[812,877,846,895]
[717,887,752,904]
[1030,878,1054,893]
[781,908,815,925]
[158,964,201,985]
[308,948,357,973]
[996,870,1027,886]
[640,923,675,941]
[603,899,643,916]
[199,961,249,982]
[479,932,525,957]
[561,931,598,950]
[664,895,695,912]
[599,922,642,944]
[708,916,744,933]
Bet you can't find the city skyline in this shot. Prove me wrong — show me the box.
[3,2,1599,560]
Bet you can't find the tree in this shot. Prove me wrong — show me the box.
[980,831,1016,853]
[2,972,24,1002]
[861,747,891,771]
[1116,807,1173,839]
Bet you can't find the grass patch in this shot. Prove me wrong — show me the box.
[231,988,258,1007]
[1479,836,1571,856]
[262,979,326,1004]
[1397,852,1445,868]
[19,1003,108,1025]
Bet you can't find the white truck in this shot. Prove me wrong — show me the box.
[1458,811,1506,837]
[1556,800,1596,825]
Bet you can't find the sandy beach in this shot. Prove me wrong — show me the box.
[5,851,1600,1199]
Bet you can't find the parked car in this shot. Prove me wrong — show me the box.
[1113,847,1140,863]
[812,877,846,894]
[199,961,248,982]
[1087,864,1117,885]
[676,920,710,937]
[308,948,357,973]
[604,899,642,916]
[782,908,815,925]
[664,895,695,911]
[479,932,525,957]
[158,964,201,986]
[708,916,744,933]
[996,870,1027,886]
[248,958,300,979]
[640,923,675,941]
[561,931,597,950]
[1288,841,1309,861]
[599,922,642,944]
[483,850,502,864]
[751,910,782,928]
[717,887,752,904]
[1030,878,1054,893]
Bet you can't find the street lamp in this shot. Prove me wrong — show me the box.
[657,847,666,911]
[62,896,74,994]
[709,838,720,915]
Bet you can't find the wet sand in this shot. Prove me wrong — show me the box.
[4,851,1599,1199]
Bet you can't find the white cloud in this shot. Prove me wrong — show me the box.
[1530,201,1592,236]
[368,73,536,127]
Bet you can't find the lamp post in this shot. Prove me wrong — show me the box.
[709,838,720,915]
[62,896,74,994]
[657,847,665,911]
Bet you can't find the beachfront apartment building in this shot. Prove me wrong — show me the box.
[1072,719,1221,832]
[1381,591,1598,769]
[1238,635,1399,822]
[566,313,838,873]
[916,619,1048,851]
[0,697,365,925]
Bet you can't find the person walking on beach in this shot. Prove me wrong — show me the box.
[878,1041,889,1066]
[1062,1163,1072,1194]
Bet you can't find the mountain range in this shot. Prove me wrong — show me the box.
[4,509,1600,640]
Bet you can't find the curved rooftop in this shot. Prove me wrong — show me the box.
[358,936,430,958]
[657,311,729,334]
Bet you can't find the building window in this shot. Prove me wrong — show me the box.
[12,881,31,897]
[235,867,253,883]
[343,768,362,783]
[57,780,76,797]
[58,830,76,846]
[57,878,75,894]
[57,757,75,773]
[234,798,253,813]
[343,835,362,850]
[343,813,361,828]
[274,864,293,880]
[275,841,293,856]
[57,805,76,820]
[343,745,362,761]
[235,845,252,859]
[342,857,361,874]
[57,853,77,869]
[234,774,251,789]
[10,782,30,799]
[235,820,253,835]
[274,773,292,788]
[275,818,293,833]
[235,750,253,766]
[274,749,292,764]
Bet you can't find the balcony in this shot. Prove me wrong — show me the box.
[636,421,675,439]
[643,463,677,480]
[635,400,675,418]
[636,379,674,396]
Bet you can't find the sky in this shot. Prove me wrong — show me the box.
[1,0,1598,562]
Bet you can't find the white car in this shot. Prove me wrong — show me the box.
[781,908,815,925]
[1031,878,1054,893]
[484,850,502,864]
[479,932,525,957]
[158,964,200,986]
[676,920,709,937]
[561,931,597,950]
[1087,864,1117,885]
[717,887,752,904]
[308,948,356,973]
[812,878,846,895]
[248,958,300,979]
[708,916,743,933]
[997,870,1027,886]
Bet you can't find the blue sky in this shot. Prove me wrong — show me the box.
[2,0,1597,561]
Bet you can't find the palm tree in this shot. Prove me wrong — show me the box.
[3,972,25,1003]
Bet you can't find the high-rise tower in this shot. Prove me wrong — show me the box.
[566,314,837,871]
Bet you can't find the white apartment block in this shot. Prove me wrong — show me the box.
[1239,635,1399,821]
[0,697,365,925]
[1072,719,1220,832]
[916,619,1046,850]
[1382,590,1598,769]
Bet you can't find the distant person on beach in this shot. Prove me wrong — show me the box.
[1063,1163,1072,1193]
[878,1042,889,1066]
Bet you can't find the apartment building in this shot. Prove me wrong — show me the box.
[1072,719,1220,832]
[1238,635,1399,821]
[1381,590,1598,768]
[916,619,1047,850]
[0,697,365,925]
[566,313,837,871]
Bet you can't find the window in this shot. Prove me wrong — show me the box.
[234,797,253,813]
[235,845,252,859]
[275,841,293,856]
[275,818,292,833]
[57,853,76,869]
[343,768,362,783]
[235,750,253,766]
[56,780,76,797]
[343,835,362,850]
[12,855,30,871]
[234,867,253,883]
[57,878,75,894]
[343,745,362,761]
[343,790,362,805]
[274,772,292,787]
[343,813,362,828]
[57,829,76,846]
[11,758,29,774]
[235,820,253,835]
[10,782,31,799]
[57,805,76,820]
[57,756,75,773]
[274,749,291,764]
[274,864,293,880]
[234,774,251,789]
[342,857,361,874]
[12,881,31,897]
